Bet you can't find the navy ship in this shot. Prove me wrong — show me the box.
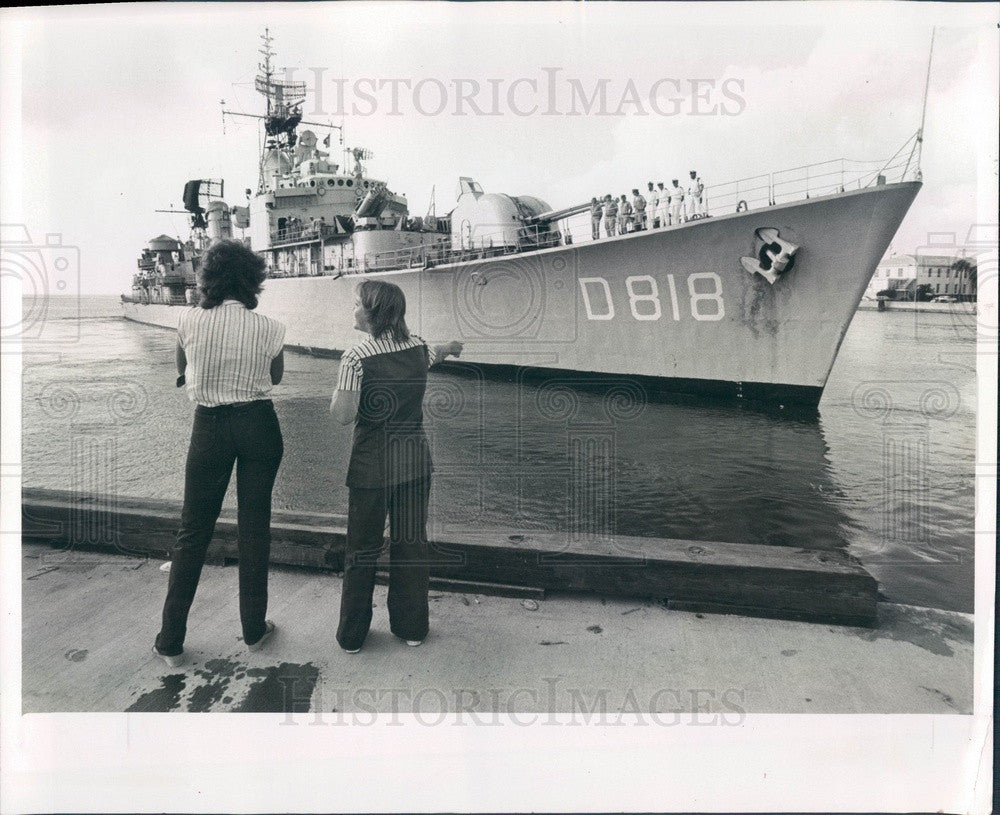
[123,31,922,407]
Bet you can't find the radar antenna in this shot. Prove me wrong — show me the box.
[349,147,373,177]
[219,29,344,192]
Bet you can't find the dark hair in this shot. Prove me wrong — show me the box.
[357,279,409,342]
[198,239,266,309]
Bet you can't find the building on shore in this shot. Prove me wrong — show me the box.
[864,252,978,301]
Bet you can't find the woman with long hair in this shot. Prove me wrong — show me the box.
[152,239,286,667]
[330,280,462,653]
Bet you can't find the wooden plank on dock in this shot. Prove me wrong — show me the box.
[21,488,877,626]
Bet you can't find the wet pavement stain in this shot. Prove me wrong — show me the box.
[127,674,186,712]
[231,663,320,713]
[586,625,603,634]
[852,605,973,658]
[200,657,241,679]
[64,649,88,662]
[188,657,242,712]
[539,641,567,646]
[188,680,227,712]
[781,649,799,657]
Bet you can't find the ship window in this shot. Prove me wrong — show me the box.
[363,181,369,188]
[310,180,316,187]
[327,179,335,186]
[347,180,353,187]
[338,179,344,186]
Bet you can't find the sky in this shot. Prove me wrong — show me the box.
[2,2,998,293]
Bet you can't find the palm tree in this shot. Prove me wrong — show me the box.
[951,258,976,300]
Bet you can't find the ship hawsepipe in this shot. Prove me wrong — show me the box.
[123,180,921,409]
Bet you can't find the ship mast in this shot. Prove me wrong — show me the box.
[259,28,275,120]
[914,27,935,180]
[221,29,342,192]
[903,27,935,182]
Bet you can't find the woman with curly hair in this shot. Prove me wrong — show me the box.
[152,239,285,667]
[330,280,462,653]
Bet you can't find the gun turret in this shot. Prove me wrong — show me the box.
[523,200,592,225]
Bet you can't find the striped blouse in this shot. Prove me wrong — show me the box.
[178,300,286,407]
[335,334,441,393]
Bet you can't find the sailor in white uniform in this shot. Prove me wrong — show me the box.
[646,182,658,228]
[669,179,685,225]
[686,170,705,219]
[657,182,669,226]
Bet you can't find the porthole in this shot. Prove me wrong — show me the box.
[338,179,344,186]
[309,180,316,187]
[346,179,353,187]
[327,179,334,186]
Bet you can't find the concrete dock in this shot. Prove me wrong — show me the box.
[21,542,971,714]
[22,489,880,626]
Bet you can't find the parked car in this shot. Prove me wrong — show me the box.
[932,295,958,303]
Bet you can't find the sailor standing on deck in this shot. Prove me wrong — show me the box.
[670,179,685,225]
[632,189,647,231]
[647,182,659,228]
[657,182,670,226]
[329,281,463,653]
[603,194,618,237]
[618,194,633,234]
[590,197,602,240]
[686,171,705,219]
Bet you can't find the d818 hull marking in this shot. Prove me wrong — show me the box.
[579,273,725,322]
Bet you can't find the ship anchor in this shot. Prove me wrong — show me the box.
[740,227,799,285]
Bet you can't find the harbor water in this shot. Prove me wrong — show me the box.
[21,295,976,613]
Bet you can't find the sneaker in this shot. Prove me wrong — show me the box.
[247,620,276,652]
[405,639,423,647]
[151,645,184,668]
[342,646,361,654]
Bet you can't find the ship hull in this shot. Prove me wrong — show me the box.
[123,181,920,407]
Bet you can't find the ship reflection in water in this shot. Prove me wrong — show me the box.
[415,371,851,553]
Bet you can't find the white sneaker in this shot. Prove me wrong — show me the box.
[151,645,184,668]
[247,620,276,652]
[406,639,423,647]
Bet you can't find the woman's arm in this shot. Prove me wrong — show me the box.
[270,350,284,385]
[176,340,186,375]
[329,388,360,426]
[431,340,463,365]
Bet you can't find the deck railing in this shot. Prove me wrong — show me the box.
[269,138,922,277]
[552,141,921,249]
